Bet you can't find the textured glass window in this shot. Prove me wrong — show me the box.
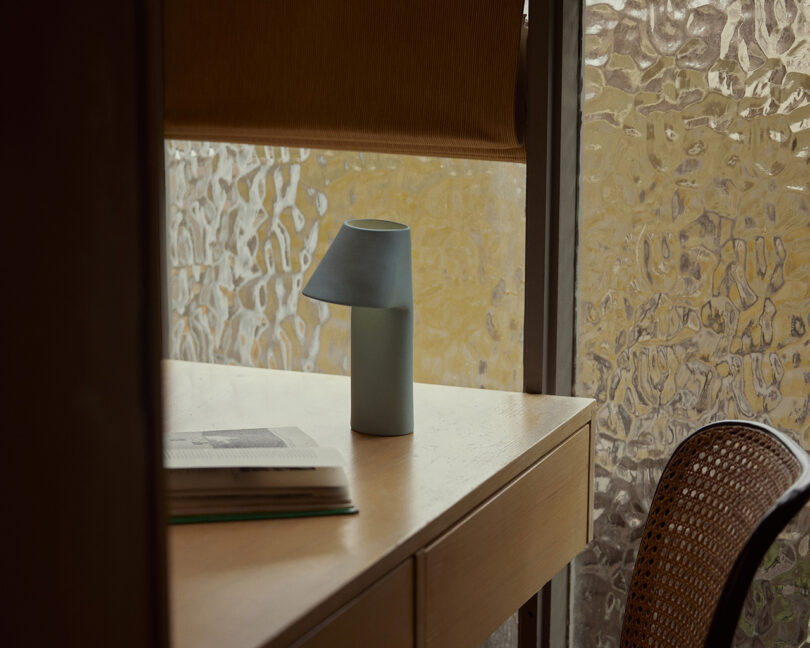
[165,142,526,391]
[575,2,810,647]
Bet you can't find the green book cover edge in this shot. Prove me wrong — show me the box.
[169,506,359,525]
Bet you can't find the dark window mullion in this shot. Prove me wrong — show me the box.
[520,0,583,647]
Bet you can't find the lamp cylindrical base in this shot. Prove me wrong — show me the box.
[350,306,413,436]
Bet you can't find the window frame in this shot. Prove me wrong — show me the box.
[520,0,583,647]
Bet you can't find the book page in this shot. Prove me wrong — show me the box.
[165,446,346,470]
[165,426,317,451]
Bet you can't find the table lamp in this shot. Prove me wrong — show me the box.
[303,219,413,436]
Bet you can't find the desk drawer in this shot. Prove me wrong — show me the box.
[419,425,591,648]
[292,559,414,648]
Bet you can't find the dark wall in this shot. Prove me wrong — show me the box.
[3,2,166,646]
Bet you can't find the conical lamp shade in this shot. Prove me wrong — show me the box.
[303,219,412,309]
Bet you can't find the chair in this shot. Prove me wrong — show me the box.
[619,420,810,648]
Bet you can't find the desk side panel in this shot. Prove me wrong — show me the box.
[421,425,591,648]
[587,421,595,542]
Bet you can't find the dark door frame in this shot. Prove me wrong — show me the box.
[7,1,168,646]
[520,0,583,646]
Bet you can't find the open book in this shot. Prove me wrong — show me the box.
[165,427,357,523]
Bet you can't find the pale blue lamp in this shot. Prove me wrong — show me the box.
[303,219,413,436]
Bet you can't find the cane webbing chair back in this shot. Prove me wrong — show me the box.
[619,420,810,648]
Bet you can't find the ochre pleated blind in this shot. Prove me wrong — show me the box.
[164,0,526,161]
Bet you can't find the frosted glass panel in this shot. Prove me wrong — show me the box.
[576,1,810,646]
[165,142,525,391]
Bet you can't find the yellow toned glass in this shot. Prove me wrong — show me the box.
[165,144,525,391]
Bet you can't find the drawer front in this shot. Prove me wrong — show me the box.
[420,425,591,648]
[292,559,414,648]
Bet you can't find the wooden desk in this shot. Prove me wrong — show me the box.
[165,360,595,648]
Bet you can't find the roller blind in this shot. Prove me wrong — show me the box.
[164,0,527,161]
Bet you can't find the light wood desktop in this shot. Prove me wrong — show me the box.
[165,360,595,648]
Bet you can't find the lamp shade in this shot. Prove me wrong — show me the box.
[164,0,526,161]
[303,220,412,310]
